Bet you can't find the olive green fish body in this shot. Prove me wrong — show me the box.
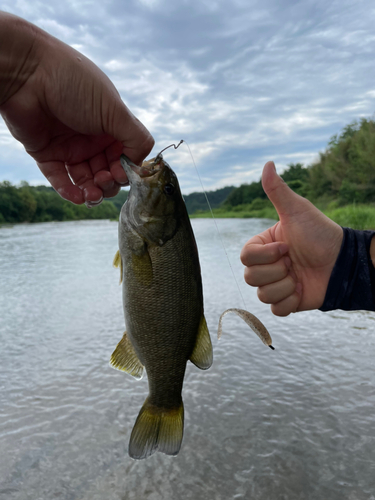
[121,213,203,407]
[111,154,213,460]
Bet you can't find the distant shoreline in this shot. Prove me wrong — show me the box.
[2,202,375,231]
[191,203,375,230]
[3,118,375,230]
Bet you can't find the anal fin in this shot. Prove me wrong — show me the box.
[110,332,144,379]
[189,314,213,370]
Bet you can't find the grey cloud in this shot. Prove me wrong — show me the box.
[1,0,375,193]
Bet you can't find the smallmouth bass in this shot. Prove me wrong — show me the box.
[111,153,213,460]
[110,152,274,460]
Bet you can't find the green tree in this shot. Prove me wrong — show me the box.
[309,118,375,204]
[224,181,266,207]
[0,181,33,222]
[183,186,235,214]
[18,184,37,221]
[110,189,129,211]
[0,181,121,223]
[280,163,309,183]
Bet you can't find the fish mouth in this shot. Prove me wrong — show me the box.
[120,155,163,180]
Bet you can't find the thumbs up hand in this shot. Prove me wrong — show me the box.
[240,161,343,316]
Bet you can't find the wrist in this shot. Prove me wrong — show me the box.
[320,228,375,312]
[0,12,41,105]
[370,235,375,269]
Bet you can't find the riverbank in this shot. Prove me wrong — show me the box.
[3,202,375,231]
[191,202,375,230]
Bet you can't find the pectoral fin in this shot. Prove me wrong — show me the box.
[131,251,153,287]
[113,250,123,284]
[190,314,213,370]
[110,332,144,379]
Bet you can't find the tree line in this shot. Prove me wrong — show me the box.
[0,178,234,223]
[1,117,375,224]
[0,182,119,224]
[220,117,375,213]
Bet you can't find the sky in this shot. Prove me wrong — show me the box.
[1,0,375,193]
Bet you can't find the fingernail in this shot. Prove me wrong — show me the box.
[83,187,103,202]
[295,283,302,294]
[85,196,103,209]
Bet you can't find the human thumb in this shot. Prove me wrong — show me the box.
[262,161,307,220]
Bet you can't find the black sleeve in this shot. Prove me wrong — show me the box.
[319,227,375,312]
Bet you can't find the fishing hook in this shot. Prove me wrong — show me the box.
[155,140,184,161]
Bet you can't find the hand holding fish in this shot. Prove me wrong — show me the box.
[0,12,154,206]
[241,161,344,316]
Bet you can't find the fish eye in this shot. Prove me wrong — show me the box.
[164,183,175,195]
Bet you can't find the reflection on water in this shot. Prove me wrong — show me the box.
[1,219,375,500]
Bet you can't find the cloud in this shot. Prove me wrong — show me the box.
[1,0,375,195]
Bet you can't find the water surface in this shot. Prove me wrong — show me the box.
[1,219,375,500]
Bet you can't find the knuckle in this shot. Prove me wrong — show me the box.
[257,287,271,304]
[240,244,253,266]
[269,246,280,261]
[285,274,296,291]
[74,173,93,188]
[244,267,259,286]
[240,247,248,266]
[271,303,291,317]
[141,134,155,157]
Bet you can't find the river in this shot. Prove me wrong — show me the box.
[1,219,375,500]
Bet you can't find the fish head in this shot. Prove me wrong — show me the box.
[120,154,185,245]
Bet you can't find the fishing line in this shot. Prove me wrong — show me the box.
[180,140,249,312]
[154,142,273,349]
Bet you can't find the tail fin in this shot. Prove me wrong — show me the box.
[129,397,184,460]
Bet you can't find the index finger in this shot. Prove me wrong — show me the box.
[37,159,84,204]
[241,240,289,266]
[109,100,155,166]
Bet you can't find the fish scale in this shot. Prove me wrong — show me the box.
[111,154,213,459]
[124,226,203,405]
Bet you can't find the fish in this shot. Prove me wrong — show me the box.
[110,152,274,460]
[111,153,213,460]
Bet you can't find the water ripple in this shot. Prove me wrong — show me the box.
[1,220,375,499]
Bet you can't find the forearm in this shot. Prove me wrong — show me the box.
[0,12,41,105]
